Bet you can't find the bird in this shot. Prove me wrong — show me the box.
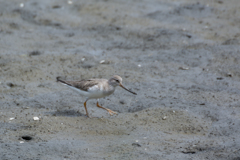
[56,75,137,117]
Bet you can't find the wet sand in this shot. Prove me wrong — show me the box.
[0,0,240,159]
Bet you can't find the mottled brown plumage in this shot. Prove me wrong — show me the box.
[57,78,99,91]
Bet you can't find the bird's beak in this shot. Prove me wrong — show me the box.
[119,83,137,95]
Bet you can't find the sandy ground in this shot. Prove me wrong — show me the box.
[0,0,240,159]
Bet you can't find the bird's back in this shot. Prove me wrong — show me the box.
[57,77,115,98]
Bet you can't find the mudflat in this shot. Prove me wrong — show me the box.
[0,0,240,159]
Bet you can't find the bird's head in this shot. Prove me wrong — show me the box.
[109,75,137,95]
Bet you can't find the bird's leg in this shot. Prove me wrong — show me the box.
[84,99,89,117]
[96,101,117,116]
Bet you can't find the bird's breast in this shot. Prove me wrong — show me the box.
[87,84,115,98]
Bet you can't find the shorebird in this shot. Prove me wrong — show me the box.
[56,75,137,117]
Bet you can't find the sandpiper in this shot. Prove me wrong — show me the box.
[56,75,137,117]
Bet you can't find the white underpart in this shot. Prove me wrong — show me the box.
[62,84,90,97]
[61,83,115,99]
[88,84,115,98]
[99,84,103,91]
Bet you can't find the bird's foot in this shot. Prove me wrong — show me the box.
[106,109,118,116]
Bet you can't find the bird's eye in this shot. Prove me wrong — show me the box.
[116,80,119,83]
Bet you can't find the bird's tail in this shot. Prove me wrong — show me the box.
[56,77,72,86]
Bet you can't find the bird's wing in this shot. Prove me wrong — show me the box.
[57,77,99,91]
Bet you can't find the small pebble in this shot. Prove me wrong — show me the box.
[99,60,105,64]
[227,73,233,77]
[99,60,110,64]
[162,116,167,120]
[20,3,24,7]
[9,117,15,120]
[33,117,39,121]
[68,0,73,4]
[217,77,223,80]
[119,100,125,104]
[132,143,141,147]
[138,64,141,67]
[179,66,189,70]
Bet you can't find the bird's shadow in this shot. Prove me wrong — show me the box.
[46,109,86,117]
